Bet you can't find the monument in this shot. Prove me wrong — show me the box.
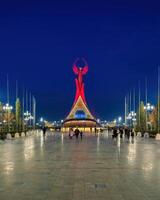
[62,59,100,132]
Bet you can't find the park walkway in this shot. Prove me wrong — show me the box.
[0,131,160,200]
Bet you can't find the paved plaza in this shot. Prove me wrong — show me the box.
[0,131,160,200]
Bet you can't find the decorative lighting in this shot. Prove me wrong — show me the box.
[127,111,136,119]
[24,111,33,121]
[144,103,154,111]
[3,103,13,111]
[118,117,122,122]
[97,119,100,123]
[40,117,44,122]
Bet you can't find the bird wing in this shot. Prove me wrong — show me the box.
[73,65,79,74]
[82,66,88,75]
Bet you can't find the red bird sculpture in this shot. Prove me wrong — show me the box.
[72,58,89,105]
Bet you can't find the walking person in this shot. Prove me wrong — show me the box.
[80,131,83,140]
[69,128,74,139]
[120,128,123,139]
[127,128,130,140]
[42,126,47,137]
[112,128,118,139]
[131,129,134,142]
[74,128,79,139]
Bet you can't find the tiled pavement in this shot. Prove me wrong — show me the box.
[0,131,160,200]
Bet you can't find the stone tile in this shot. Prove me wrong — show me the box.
[0,131,160,200]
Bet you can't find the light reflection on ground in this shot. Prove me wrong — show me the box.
[0,130,160,200]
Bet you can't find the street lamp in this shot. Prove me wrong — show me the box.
[3,103,13,111]
[97,119,100,123]
[127,111,136,127]
[24,111,33,129]
[3,103,13,132]
[40,117,44,122]
[118,117,122,123]
[39,117,45,128]
[144,103,154,111]
[114,119,117,124]
[144,102,154,131]
[24,111,31,121]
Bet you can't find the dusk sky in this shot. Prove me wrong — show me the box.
[0,1,160,121]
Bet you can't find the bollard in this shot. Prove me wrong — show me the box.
[6,133,12,140]
[144,132,149,138]
[15,133,19,138]
[21,132,25,137]
[137,132,142,137]
[156,133,160,140]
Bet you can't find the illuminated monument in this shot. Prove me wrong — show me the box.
[62,59,99,132]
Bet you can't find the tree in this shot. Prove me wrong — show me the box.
[150,99,160,132]
[3,112,15,122]
[149,108,156,131]
[136,101,146,132]
[0,102,3,123]
[15,98,22,132]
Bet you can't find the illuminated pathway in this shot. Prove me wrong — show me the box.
[0,131,160,200]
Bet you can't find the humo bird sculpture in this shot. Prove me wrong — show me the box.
[72,58,88,105]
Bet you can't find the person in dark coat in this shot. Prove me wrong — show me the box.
[131,129,134,141]
[74,128,80,139]
[80,131,83,140]
[127,129,130,140]
[120,128,123,139]
[113,128,118,139]
[42,126,47,137]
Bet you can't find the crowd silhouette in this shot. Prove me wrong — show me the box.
[112,127,135,142]
[69,128,83,140]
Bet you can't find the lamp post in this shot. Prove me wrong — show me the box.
[40,117,45,128]
[127,111,136,128]
[24,111,33,129]
[118,117,122,126]
[3,103,13,132]
[113,119,117,126]
[144,103,154,131]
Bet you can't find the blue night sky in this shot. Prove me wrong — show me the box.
[0,1,160,121]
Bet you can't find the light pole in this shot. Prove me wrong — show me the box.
[118,117,122,126]
[127,111,136,128]
[144,103,154,131]
[24,110,33,129]
[3,103,13,132]
[40,117,45,128]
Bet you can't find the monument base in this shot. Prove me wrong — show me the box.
[62,118,100,132]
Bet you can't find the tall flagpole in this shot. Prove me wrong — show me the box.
[26,90,28,112]
[6,75,9,132]
[30,93,32,127]
[127,93,129,126]
[145,77,148,131]
[22,88,24,132]
[130,91,132,112]
[138,81,141,130]
[16,80,18,100]
[33,96,36,129]
[158,67,160,133]
[7,75,9,105]
[133,88,135,113]
[125,96,127,126]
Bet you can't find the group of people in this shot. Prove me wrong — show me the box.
[112,127,134,140]
[69,128,83,140]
